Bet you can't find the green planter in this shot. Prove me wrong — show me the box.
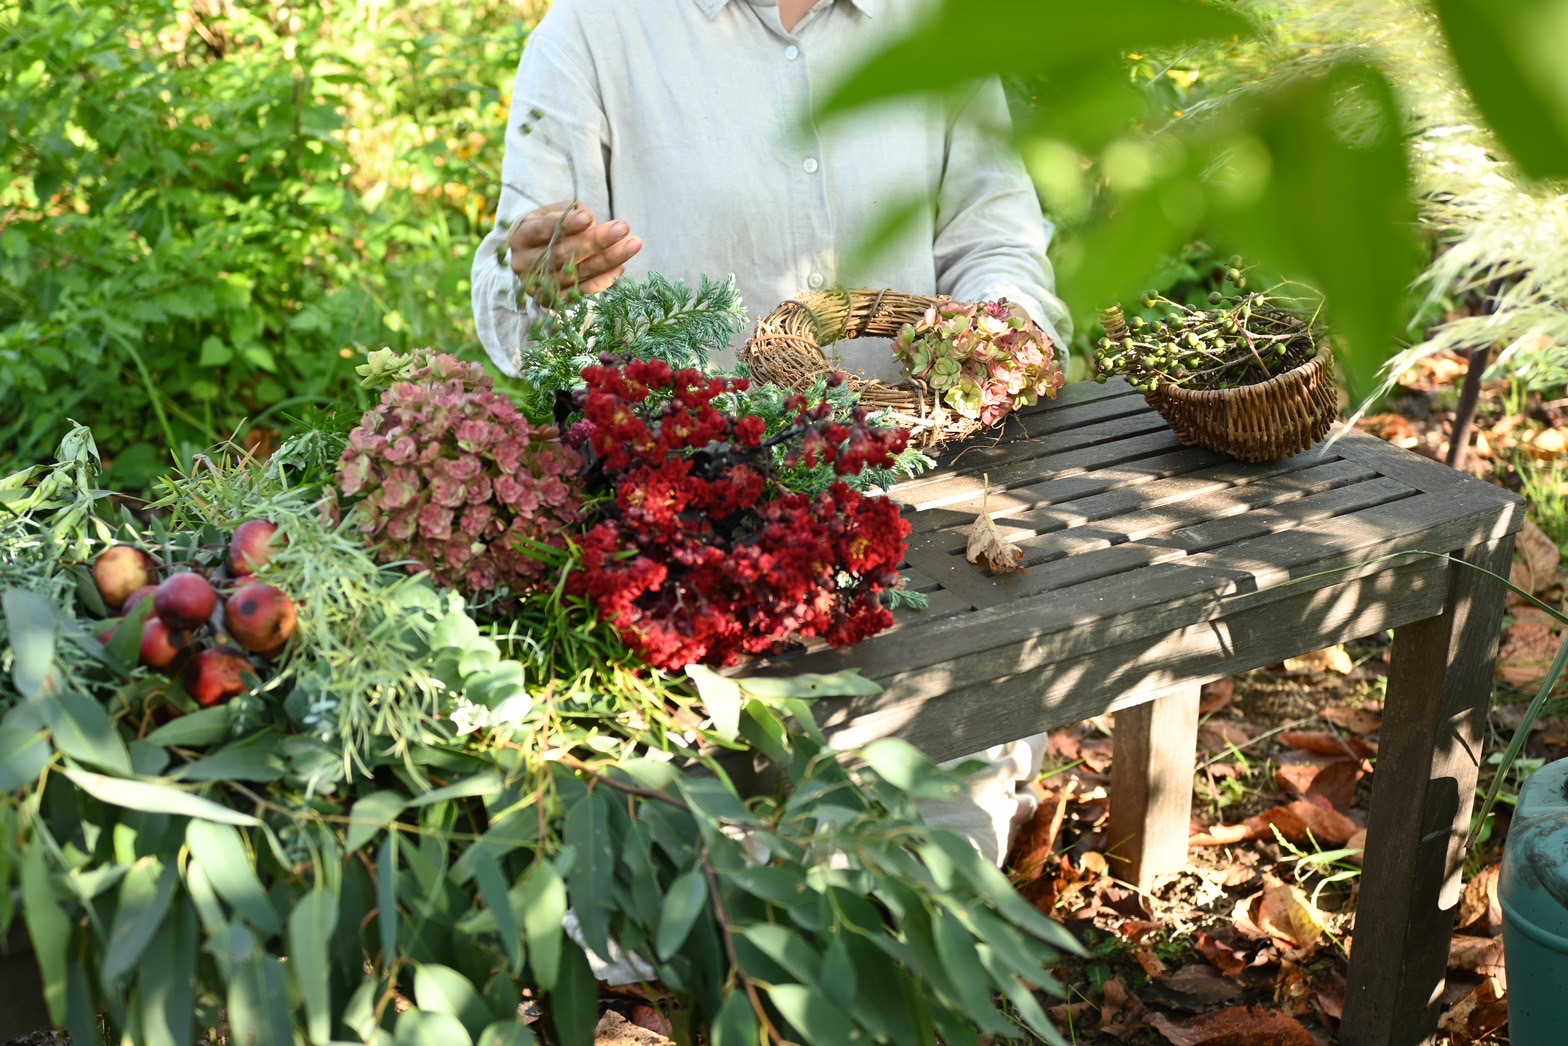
[1500,758,1568,1045]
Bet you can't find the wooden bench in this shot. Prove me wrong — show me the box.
[758,377,1525,1046]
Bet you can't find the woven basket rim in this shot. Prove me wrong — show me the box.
[1152,339,1333,403]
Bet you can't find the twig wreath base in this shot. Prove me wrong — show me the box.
[743,289,987,451]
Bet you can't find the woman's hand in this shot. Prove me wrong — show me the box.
[507,200,643,301]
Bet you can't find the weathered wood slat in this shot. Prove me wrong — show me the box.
[807,557,1453,760]
[750,486,1523,696]
[915,460,1397,557]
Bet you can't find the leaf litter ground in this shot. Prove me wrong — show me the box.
[998,353,1566,1046]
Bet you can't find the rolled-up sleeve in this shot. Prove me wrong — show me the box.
[471,11,614,376]
[931,79,1073,355]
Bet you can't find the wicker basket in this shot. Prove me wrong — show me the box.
[1144,340,1339,462]
[742,288,987,450]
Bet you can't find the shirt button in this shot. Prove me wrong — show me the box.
[807,272,825,289]
[785,45,800,60]
[802,157,819,174]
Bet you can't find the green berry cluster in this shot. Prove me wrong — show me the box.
[1092,276,1320,395]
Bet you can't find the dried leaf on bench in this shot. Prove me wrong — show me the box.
[964,475,1024,573]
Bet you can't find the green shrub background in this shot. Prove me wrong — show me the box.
[1,0,543,488]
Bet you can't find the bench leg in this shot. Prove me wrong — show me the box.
[1108,685,1201,890]
[1341,536,1516,1046]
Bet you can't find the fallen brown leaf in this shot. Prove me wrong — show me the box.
[1190,799,1359,847]
[1283,644,1355,675]
[1448,934,1507,983]
[1147,1005,1317,1046]
[1160,964,1245,1007]
[965,478,1024,573]
[1438,977,1509,1042]
[1195,931,1252,977]
[1526,426,1568,457]
[1498,617,1567,691]
[1458,865,1503,937]
[1198,719,1259,752]
[1358,413,1421,448]
[1278,730,1377,759]
[1133,946,1167,979]
[1512,517,1563,594]
[1200,677,1237,713]
[1320,703,1383,735]
[1253,879,1328,953]
[1098,976,1149,1040]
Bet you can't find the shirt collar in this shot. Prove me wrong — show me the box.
[692,0,876,19]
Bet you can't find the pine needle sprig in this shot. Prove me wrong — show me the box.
[514,273,748,419]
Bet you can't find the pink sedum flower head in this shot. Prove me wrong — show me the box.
[892,298,1066,427]
[329,350,584,602]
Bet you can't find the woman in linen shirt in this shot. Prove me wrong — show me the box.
[471,0,1071,379]
[471,0,1067,866]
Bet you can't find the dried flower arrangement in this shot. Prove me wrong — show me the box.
[891,297,1066,426]
[327,350,583,602]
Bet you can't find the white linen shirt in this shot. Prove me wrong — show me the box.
[471,0,1072,379]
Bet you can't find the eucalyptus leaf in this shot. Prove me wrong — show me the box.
[1203,62,1418,400]
[765,983,855,1046]
[395,1011,473,1046]
[21,837,69,1025]
[709,991,759,1046]
[186,820,281,936]
[287,886,338,1045]
[142,703,236,748]
[563,792,615,958]
[477,1020,539,1046]
[0,726,51,791]
[548,943,599,1046]
[227,952,293,1046]
[654,866,708,961]
[345,790,407,852]
[860,738,962,800]
[468,849,524,973]
[62,767,260,827]
[140,897,198,1046]
[684,665,743,742]
[2,587,61,698]
[520,859,566,991]
[168,737,285,783]
[405,769,503,808]
[414,964,491,1040]
[377,832,399,963]
[44,691,133,773]
[101,857,180,989]
[733,669,883,700]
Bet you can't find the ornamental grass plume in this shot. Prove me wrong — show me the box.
[567,358,912,671]
[329,350,583,601]
[892,298,1065,427]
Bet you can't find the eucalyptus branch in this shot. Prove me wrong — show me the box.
[701,851,795,1046]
